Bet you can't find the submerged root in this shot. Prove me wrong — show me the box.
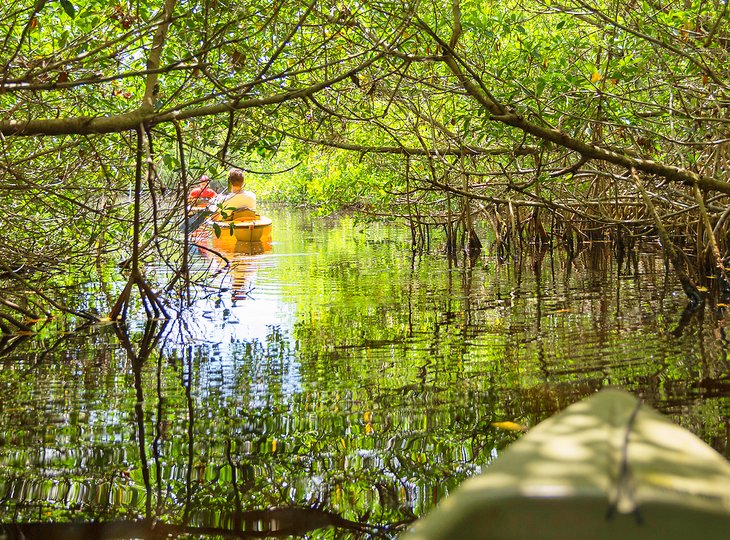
[399,166,730,307]
[109,268,169,321]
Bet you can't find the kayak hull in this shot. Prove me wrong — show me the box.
[402,389,730,540]
[211,216,273,243]
[407,496,730,540]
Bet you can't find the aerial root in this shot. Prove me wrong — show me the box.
[109,268,169,321]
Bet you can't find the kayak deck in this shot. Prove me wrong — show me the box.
[402,389,730,540]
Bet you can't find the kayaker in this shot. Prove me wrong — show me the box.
[215,168,257,220]
[188,175,217,206]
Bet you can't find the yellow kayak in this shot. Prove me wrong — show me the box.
[210,209,273,244]
[402,389,730,540]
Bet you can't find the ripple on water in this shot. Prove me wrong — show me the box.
[1,209,728,533]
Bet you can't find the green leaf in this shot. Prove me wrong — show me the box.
[162,154,179,169]
[213,223,221,238]
[59,0,76,18]
[536,77,546,97]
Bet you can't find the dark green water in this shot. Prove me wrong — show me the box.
[0,208,728,538]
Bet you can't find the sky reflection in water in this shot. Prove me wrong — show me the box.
[0,208,728,538]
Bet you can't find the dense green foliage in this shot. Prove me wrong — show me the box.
[0,0,728,320]
[1,3,728,536]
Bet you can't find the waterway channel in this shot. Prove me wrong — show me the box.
[0,208,728,538]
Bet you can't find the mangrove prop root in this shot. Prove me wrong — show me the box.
[109,125,170,321]
[0,262,99,323]
[693,182,730,291]
[109,270,169,321]
[632,168,702,305]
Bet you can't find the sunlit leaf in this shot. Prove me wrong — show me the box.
[590,71,602,83]
[59,0,76,18]
[491,421,527,432]
[162,154,179,169]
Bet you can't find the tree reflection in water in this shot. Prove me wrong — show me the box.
[0,210,728,538]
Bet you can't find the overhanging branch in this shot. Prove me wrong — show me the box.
[0,54,385,137]
[428,30,730,196]
[280,130,538,157]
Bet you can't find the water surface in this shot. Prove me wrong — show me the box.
[0,208,728,538]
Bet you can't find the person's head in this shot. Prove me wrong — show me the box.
[228,168,245,189]
[199,174,209,187]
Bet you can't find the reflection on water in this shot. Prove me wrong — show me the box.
[0,208,728,538]
[207,236,272,301]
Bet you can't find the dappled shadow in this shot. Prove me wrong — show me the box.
[403,389,730,540]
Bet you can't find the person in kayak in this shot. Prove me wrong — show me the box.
[188,175,218,207]
[215,168,257,220]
